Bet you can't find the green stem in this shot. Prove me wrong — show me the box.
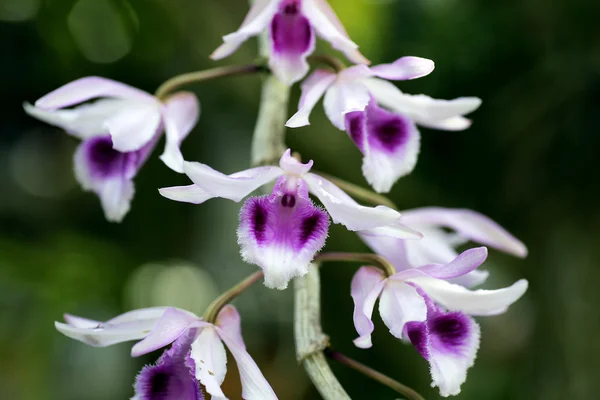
[155,64,266,100]
[314,171,398,209]
[325,348,426,400]
[307,54,346,72]
[202,271,264,323]
[315,252,397,277]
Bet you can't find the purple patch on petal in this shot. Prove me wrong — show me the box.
[240,177,329,252]
[271,0,313,55]
[405,321,429,360]
[365,102,411,154]
[135,331,203,400]
[344,111,366,152]
[247,199,269,244]
[83,135,139,180]
[429,311,472,355]
[238,175,329,288]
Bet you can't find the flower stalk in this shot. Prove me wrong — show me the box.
[202,270,264,323]
[325,348,425,400]
[315,252,397,277]
[307,54,346,72]
[155,63,267,100]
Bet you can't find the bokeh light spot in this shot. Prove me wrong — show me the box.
[0,0,39,22]
[68,0,137,64]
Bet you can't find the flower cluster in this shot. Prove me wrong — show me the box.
[24,1,529,399]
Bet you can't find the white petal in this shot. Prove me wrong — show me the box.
[408,277,528,316]
[217,326,278,400]
[160,92,200,173]
[448,269,490,288]
[418,115,473,131]
[106,101,162,152]
[364,78,481,128]
[211,0,278,60]
[303,0,369,64]
[24,99,128,138]
[378,281,427,339]
[55,308,169,348]
[370,57,435,81]
[286,69,336,128]
[191,326,228,399]
[323,77,371,130]
[401,208,528,258]
[158,185,212,204]
[182,162,283,202]
[350,267,386,348]
[34,76,154,110]
[305,173,417,233]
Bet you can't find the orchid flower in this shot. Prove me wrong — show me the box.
[286,57,482,193]
[211,0,368,85]
[23,77,199,221]
[55,305,277,400]
[351,247,528,397]
[360,207,528,288]
[159,149,421,290]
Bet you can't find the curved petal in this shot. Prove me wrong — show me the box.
[35,77,154,110]
[400,208,528,258]
[358,222,423,241]
[158,185,212,205]
[182,162,283,203]
[286,69,336,128]
[408,277,528,316]
[417,247,488,280]
[190,326,228,399]
[238,178,329,290]
[350,267,386,348]
[359,232,412,270]
[24,99,129,139]
[131,308,204,357]
[160,92,201,173]
[363,78,481,129]
[303,0,369,64]
[269,4,316,84]
[378,281,427,339]
[345,101,421,193]
[370,57,435,81]
[418,115,473,131]
[215,305,246,351]
[106,101,162,152]
[55,308,169,348]
[449,269,489,288]
[216,327,278,400]
[305,173,420,235]
[211,0,278,60]
[323,76,371,130]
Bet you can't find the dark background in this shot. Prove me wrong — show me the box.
[1,0,599,399]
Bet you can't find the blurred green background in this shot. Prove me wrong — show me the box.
[1,0,599,399]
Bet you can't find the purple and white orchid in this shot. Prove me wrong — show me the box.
[351,247,528,397]
[159,149,421,290]
[211,0,369,85]
[286,57,482,193]
[55,305,277,400]
[24,77,199,222]
[360,207,528,288]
